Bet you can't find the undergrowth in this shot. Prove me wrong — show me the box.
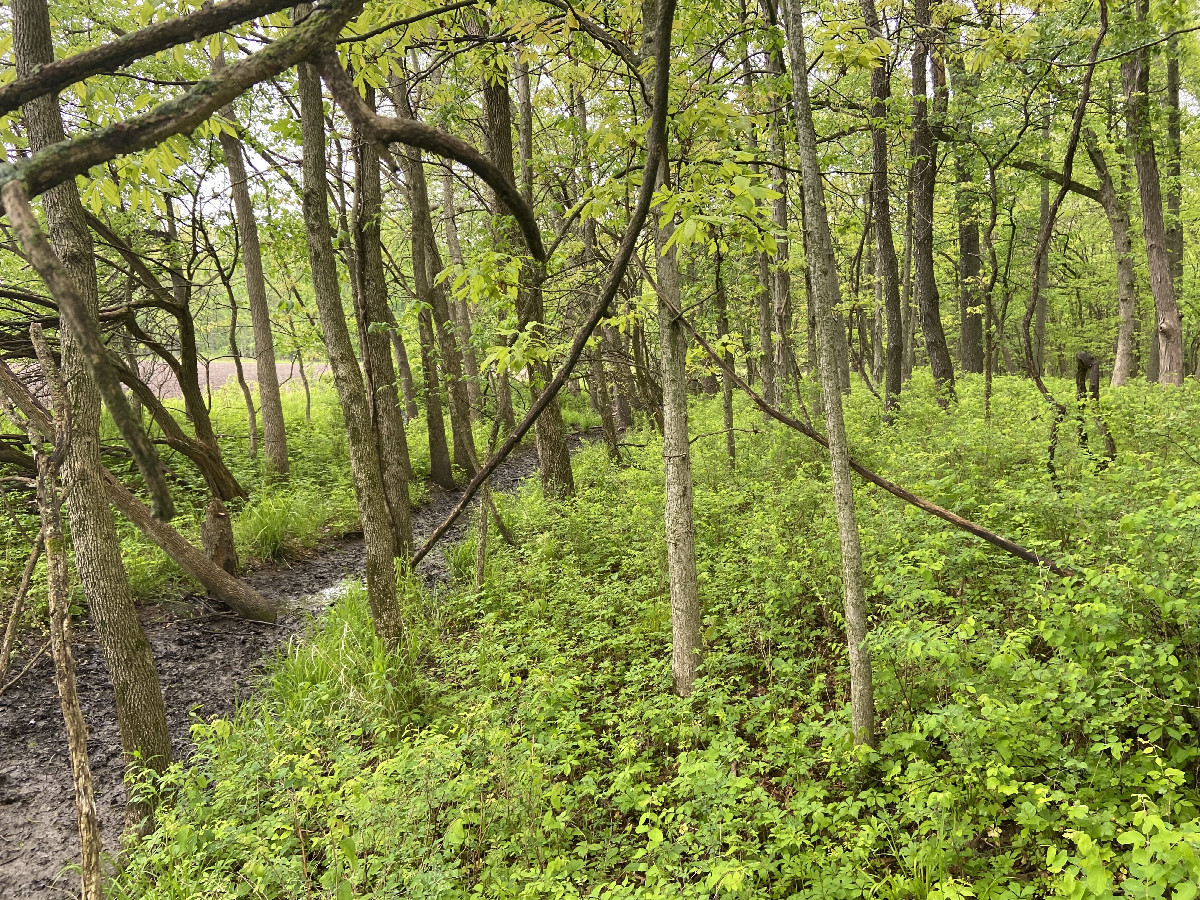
[111,375,1200,899]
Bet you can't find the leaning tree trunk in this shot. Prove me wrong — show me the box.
[1084,130,1138,386]
[1123,0,1185,384]
[296,41,404,649]
[910,0,956,400]
[214,54,289,475]
[783,0,876,747]
[13,0,172,827]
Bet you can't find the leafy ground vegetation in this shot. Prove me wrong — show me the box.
[109,378,1200,900]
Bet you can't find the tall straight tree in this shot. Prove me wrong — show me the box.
[910,0,956,399]
[13,0,172,825]
[1123,0,1184,384]
[213,51,289,475]
[296,32,404,648]
[643,0,701,697]
[782,0,876,747]
[858,0,904,411]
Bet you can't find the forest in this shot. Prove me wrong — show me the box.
[0,0,1198,896]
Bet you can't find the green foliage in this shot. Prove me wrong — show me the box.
[112,379,1200,899]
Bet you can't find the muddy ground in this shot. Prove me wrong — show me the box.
[0,434,578,899]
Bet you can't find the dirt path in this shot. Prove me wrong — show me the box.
[0,434,584,899]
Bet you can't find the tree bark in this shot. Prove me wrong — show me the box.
[13,0,172,825]
[214,55,289,475]
[442,173,483,420]
[910,0,955,399]
[1084,130,1138,386]
[858,0,904,410]
[353,88,413,556]
[643,0,701,697]
[1123,0,1185,384]
[782,0,876,747]
[296,39,404,649]
[418,304,456,489]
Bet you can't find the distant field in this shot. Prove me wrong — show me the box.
[142,358,329,400]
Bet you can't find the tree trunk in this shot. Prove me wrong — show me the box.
[1166,39,1183,312]
[442,173,483,420]
[229,297,259,458]
[1084,130,1138,386]
[901,186,915,381]
[215,58,289,475]
[950,50,984,375]
[353,88,413,556]
[296,41,404,649]
[910,0,955,399]
[418,305,456,489]
[782,0,876,747]
[715,244,737,468]
[858,0,904,410]
[391,328,420,421]
[644,0,701,697]
[1036,130,1050,377]
[13,0,172,825]
[761,0,796,398]
[1123,0,1185,384]
[105,474,276,621]
[478,51,574,497]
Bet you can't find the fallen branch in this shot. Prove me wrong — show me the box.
[664,301,1075,578]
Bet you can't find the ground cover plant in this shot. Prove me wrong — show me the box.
[109,378,1200,899]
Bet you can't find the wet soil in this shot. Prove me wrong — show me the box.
[0,434,577,899]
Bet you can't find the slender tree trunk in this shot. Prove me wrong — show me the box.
[1036,127,1050,376]
[1123,0,1184,384]
[901,186,915,381]
[20,376,103,900]
[229,297,259,458]
[761,0,795,398]
[479,50,574,497]
[442,173,483,420]
[715,244,736,468]
[13,0,171,827]
[740,33,778,405]
[644,0,701,697]
[951,50,984,374]
[419,305,455,489]
[858,0,904,410]
[1166,39,1183,300]
[296,41,404,649]
[910,0,955,399]
[1084,130,1138,386]
[215,52,289,475]
[391,328,420,421]
[783,0,876,747]
[353,89,413,555]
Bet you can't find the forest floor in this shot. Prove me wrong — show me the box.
[0,431,579,900]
